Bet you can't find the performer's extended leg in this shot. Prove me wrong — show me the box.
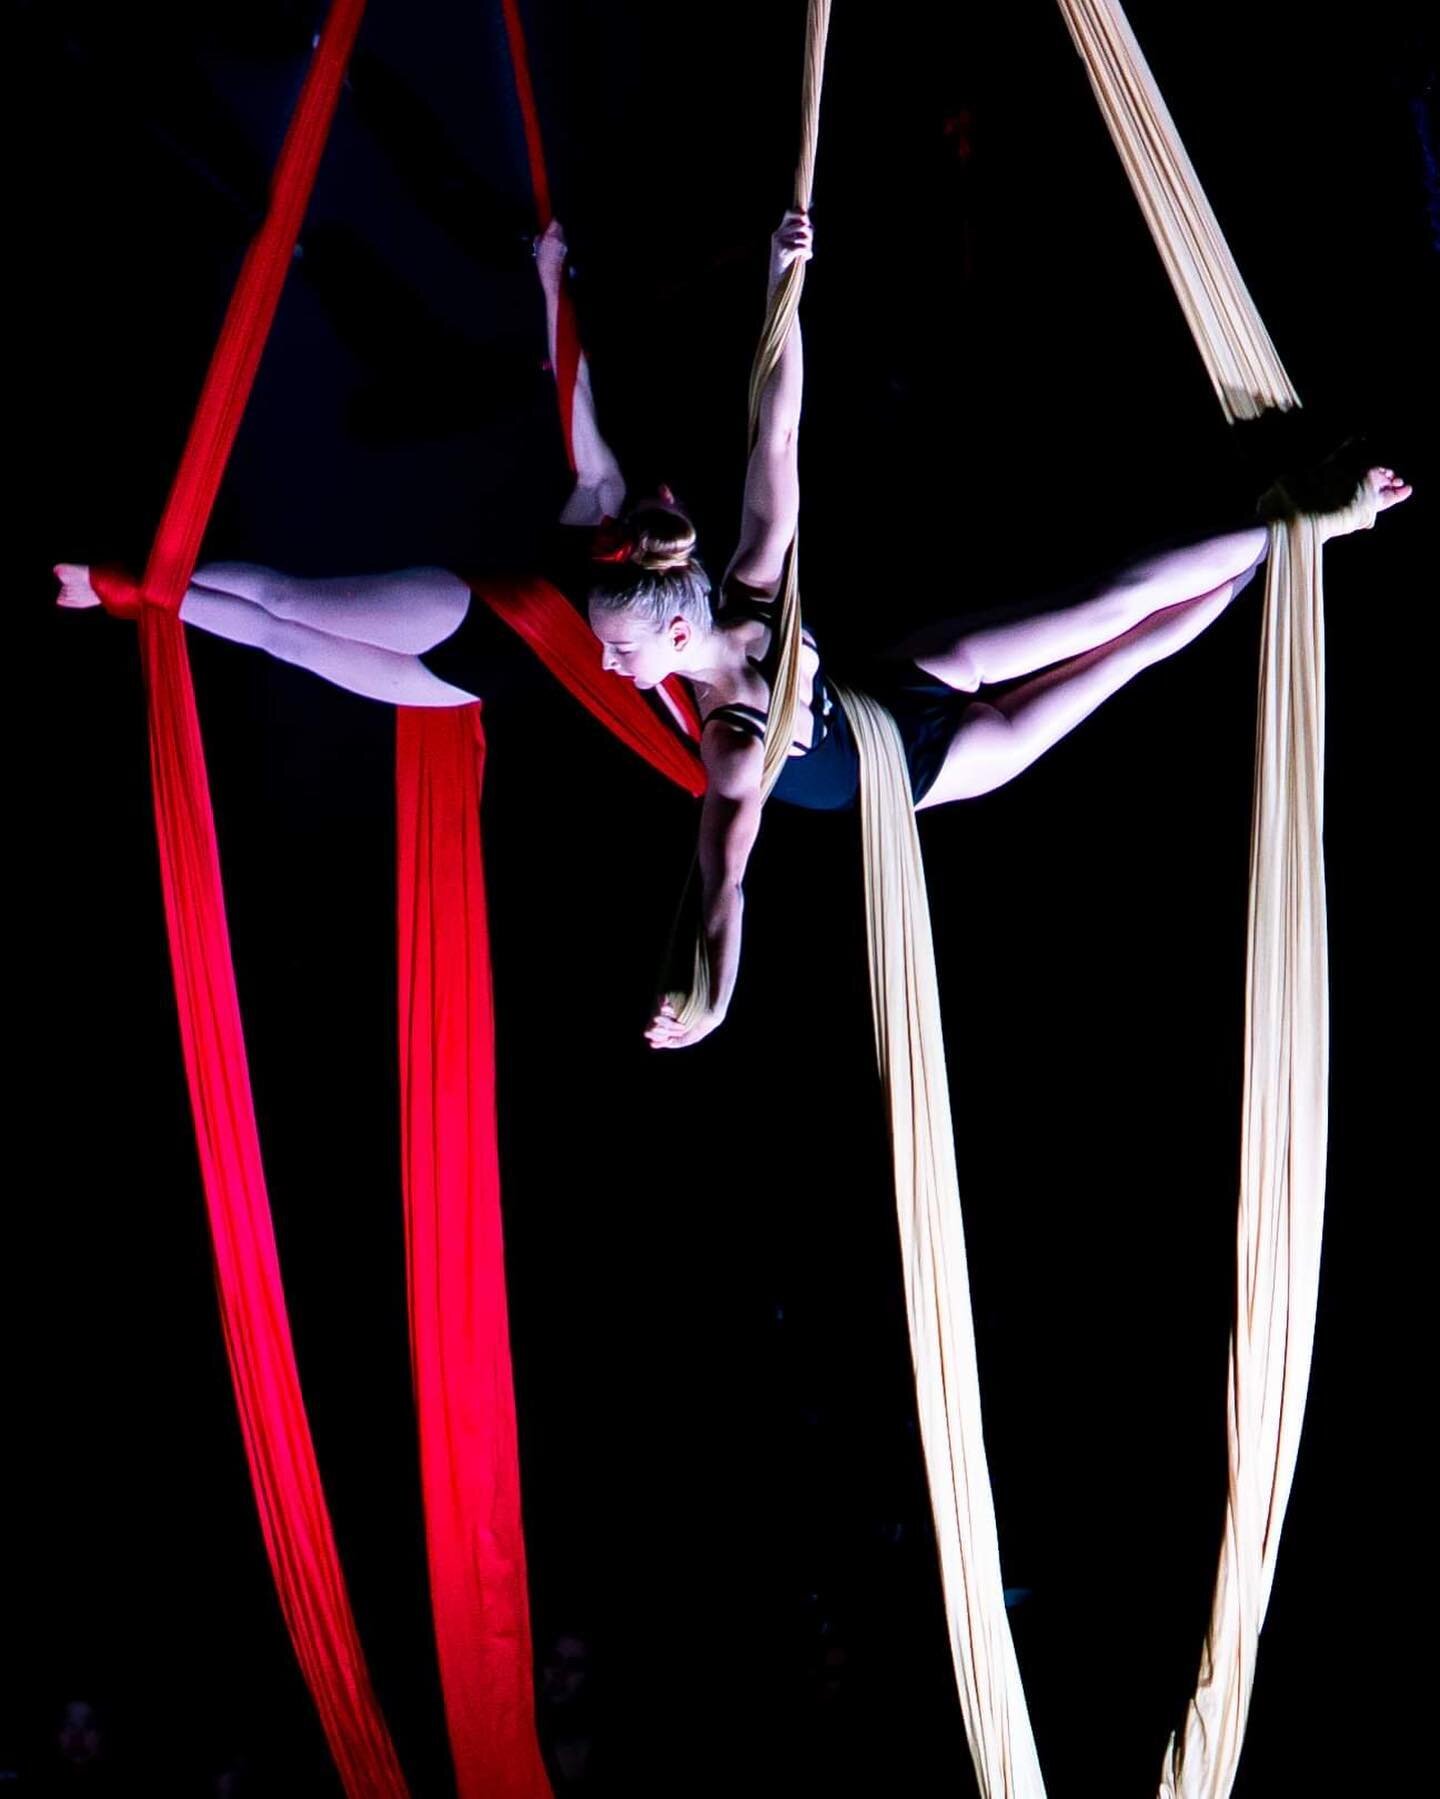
[56,562,476,707]
[917,581,1237,807]
[895,527,1270,693]
[193,561,469,652]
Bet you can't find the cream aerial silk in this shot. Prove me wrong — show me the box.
[1155,514,1329,1799]
[668,0,830,1027]
[1049,3,1368,1793]
[670,8,1049,1784]
[678,4,1362,1795]
[837,684,1047,1798]
[1052,0,1298,422]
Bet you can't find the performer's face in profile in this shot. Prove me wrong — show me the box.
[589,604,687,690]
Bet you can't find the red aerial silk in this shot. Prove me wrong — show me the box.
[499,0,580,465]
[102,0,706,1792]
[389,580,700,1799]
[395,708,552,1799]
[100,4,409,1793]
[475,576,707,794]
[496,0,700,737]
[142,624,407,1799]
[387,15,700,1792]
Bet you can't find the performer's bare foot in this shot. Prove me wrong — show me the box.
[54,564,101,609]
[1322,466,1414,540]
[1364,466,1413,520]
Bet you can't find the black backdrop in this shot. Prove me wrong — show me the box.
[11,1,1436,1791]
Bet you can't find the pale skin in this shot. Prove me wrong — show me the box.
[58,214,1412,1052]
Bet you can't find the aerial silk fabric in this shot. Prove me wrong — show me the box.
[495,0,699,745]
[1050,3,1343,1793]
[1154,514,1330,1799]
[746,0,832,803]
[474,576,706,795]
[820,4,1358,1792]
[389,8,702,1788]
[386,8,568,1789]
[838,684,1048,1797]
[662,0,1047,1784]
[395,707,552,1799]
[390,581,702,1799]
[1053,0,1298,423]
[635,0,1047,1783]
[100,2,411,1793]
[653,0,1352,1793]
[498,0,579,462]
[434,5,1352,1794]
[667,0,831,1029]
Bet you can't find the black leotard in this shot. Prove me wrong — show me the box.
[700,590,834,755]
[699,591,972,812]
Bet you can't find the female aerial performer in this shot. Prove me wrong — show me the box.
[58,211,1412,1049]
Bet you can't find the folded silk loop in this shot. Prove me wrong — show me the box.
[1259,475,1380,540]
[92,567,146,620]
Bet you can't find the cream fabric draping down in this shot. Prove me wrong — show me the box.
[677,3,1043,1785]
[1155,515,1331,1799]
[1052,0,1298,422]
[744,0,832,803]
[837,684,1047,1799]
[1054,4,1344,1794]
[678,4,1348,1794]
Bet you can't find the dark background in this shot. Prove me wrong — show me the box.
[9,0,1437,1791]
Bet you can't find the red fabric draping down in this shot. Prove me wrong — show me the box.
[111,3,409,1793]
[474,575,707,794]
[390,9,699,1790]
[143,615,407,1798]
[390,575,700,1799]
[389,581,701,1794]
[498,0,579,466]
[396,707,552,1799]
[112,0,703,1791]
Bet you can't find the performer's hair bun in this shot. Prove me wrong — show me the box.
[589,498,713,629]
[628,504,699,573]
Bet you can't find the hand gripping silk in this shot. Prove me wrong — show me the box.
[668,0,832,1027]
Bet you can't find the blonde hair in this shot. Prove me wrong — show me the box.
[589,503,714,628]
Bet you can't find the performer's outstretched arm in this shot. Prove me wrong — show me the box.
[534,220,626,526]
[644,211,815,1048]
[645,725,765,1051]
[725,210,813,595]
